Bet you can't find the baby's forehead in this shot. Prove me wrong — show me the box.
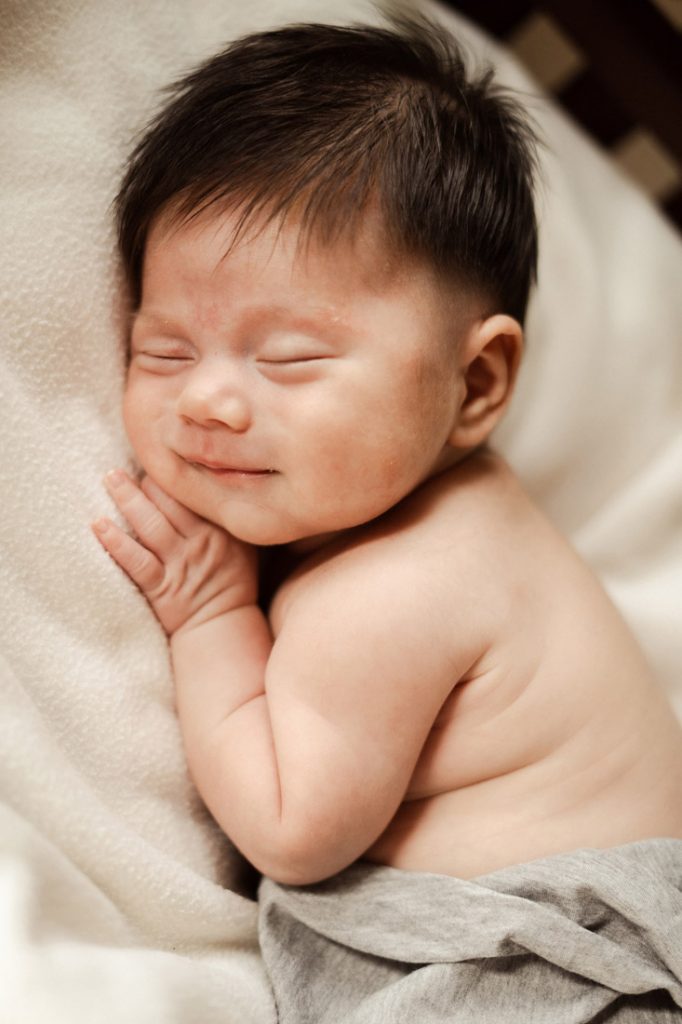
[146,197,436,300]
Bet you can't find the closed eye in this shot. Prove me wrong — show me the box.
[256,354,333,381]
[257,355,329,364]
[132,352,193,372]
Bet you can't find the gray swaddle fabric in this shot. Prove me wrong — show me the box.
[258,839,682,1022]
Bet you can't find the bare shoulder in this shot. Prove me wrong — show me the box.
[269,448,529,662]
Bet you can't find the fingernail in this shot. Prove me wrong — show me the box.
[105,469,126,489]
[92,518,110,534]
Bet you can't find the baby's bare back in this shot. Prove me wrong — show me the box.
[274,450,682,879]
[365,453,682,877]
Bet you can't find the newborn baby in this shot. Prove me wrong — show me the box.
[93,18,682,885]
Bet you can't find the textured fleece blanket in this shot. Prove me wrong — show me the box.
[259,840,682,1023]
[1,0,681,1020]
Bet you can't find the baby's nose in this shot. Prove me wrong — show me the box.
[177,368,252,432]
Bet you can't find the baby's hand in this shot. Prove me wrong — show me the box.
[92,470,258,635]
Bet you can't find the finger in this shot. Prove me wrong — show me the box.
[139,475,204,537]
[92,518,164,593]
[104,469,179,557]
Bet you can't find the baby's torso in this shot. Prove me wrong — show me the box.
[269,451,682,878]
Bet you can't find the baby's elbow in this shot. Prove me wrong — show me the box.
[259,858,329,887]
[252,824,352,886]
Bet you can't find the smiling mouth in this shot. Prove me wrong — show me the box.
[190,460,276,477]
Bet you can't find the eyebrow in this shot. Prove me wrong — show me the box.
[130,305,354,338]
[129,311,181,331]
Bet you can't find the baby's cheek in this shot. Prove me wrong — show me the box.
[122,385,150,460]
[122,381,165,471]
[325,430,415,514]
[121,384,143,451]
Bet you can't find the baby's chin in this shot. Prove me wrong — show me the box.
[228,520,342,552]
[210,506,319,549]
[221,495,407,551]
[217,505,351,552]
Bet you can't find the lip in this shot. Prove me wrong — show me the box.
[189,458,276,477]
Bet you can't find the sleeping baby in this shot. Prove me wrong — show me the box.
[93,16,682,1019]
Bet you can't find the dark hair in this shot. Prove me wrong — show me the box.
[116,16,538,322]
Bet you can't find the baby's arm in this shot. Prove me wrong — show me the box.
[94,471,469,883]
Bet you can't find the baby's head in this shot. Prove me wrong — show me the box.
[116,18,538,547]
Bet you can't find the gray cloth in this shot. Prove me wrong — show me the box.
[258,840,682,1022]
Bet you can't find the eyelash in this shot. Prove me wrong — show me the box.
[258,355,327,365]
[153,354,190,360]
[132,353,192,372]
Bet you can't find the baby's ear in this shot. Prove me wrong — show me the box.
[448,314,523,450]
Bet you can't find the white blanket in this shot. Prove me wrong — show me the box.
[1,1,680,1020]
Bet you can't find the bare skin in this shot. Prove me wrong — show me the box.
[94,208,682,884]
[357,453,682,877]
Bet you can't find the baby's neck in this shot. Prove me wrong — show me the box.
[288,529,346,556]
